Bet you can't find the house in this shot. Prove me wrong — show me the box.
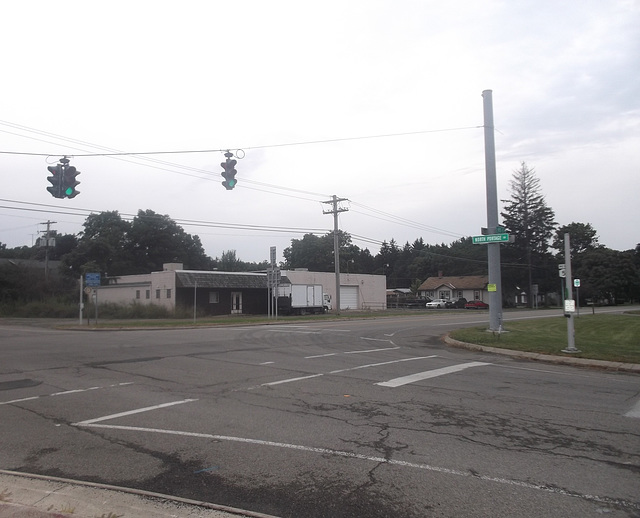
[417,274,489,302]
[94,264,387,315]
[97,263,268,316]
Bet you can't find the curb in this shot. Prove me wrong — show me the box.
[0,470,279,518]
[443,335,640,373]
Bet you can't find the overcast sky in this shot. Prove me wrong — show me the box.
[1,0,638,264]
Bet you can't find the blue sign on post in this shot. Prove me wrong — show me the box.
[85,273,101,287]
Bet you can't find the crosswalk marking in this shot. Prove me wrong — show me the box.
[376,361,491,388]
[625,399,640,418]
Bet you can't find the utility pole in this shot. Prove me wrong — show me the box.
[323,195,348,315]
[562,233,580,353]
[482,90,503,332]
[39,220,57,282]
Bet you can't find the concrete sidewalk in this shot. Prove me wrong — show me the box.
[0,471,278,518]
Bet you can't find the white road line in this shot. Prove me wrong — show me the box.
[261,374,324,386]
[0,382,134,406]
[72,399,198,426]
[344,346,400,354]
[306,347,400,360]
[625,399,640,418]
[0,396,39,405]
[359,337,393,342]
[259,361,275,365]
[71,422,640,511]
[328,356,438,375]
[259,356,438,387]
[377,361,491,387]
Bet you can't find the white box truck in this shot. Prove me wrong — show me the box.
[277,284,329,315]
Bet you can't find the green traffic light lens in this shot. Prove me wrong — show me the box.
[65,187,73,196]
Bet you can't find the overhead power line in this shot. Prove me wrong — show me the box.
[0,119,481,158]
[0,199,329,235]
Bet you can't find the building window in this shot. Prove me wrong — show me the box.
[474,290,480,300]
[427,291,435,298]
[457,291,463,299]
[146,290,150,299]
[439,290,451,300]
[136,290,140,299]
[156,289,161,299]
[209,291,219,303]
[166,289,171,299]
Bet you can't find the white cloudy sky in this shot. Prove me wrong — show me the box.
[1,0,638,264]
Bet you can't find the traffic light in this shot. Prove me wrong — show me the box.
[46,164,64,198]
[46,159,81,199]
[62,165,81,198]
[220,152,237,190]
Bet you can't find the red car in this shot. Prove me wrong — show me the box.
[465,300,489,309]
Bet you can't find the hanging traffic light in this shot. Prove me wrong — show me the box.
[46,164,64,198]
[220,151,237,190]
[62,165,81,198]
[46,158,81,199]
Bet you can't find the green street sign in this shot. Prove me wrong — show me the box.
[472,233,509,244]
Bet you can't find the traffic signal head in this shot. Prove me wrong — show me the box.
[221,156,238,190]
[46,164,64,198]
[62,165,81,198]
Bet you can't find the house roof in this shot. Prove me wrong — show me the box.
[175,271,267,289]
[418,275,488,291]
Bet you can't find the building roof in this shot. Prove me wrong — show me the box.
[418,275,488,291]
[175,270,267,289]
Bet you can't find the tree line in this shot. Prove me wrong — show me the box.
[2,164,639,307]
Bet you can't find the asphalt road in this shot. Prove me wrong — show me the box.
[1,308,639,517]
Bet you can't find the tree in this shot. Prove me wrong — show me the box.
[552,222,599,257]
[283,231,355,272]
[126,210,213,273]
[501,162,556,307]
[219,250,241,271]
[62,210,214,278]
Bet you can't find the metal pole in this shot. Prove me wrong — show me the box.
[79,275,83,325]
[193,280,197,323]
[482,90,503,331]
[562,233,579,352]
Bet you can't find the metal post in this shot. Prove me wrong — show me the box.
[482,90,503,331]
[79,275,83,325]
[562,233,579,353]
[193,280,197,323]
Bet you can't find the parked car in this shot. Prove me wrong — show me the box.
[426,298,448,308]
[446,298,467,309]
[465,300,489,309]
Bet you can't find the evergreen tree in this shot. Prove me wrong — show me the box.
[501,162,556,306]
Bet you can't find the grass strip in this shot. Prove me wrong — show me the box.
[449,313,640,363]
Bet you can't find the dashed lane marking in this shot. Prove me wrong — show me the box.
[377,362,492,387]
[72,399,198,426]
[0,382,134,406]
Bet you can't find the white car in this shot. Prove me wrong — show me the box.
[426,299,448,308]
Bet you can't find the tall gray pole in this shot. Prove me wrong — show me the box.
[562,233,579,352]
[482,90,503,331]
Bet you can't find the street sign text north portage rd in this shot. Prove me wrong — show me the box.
[472,233,509,244]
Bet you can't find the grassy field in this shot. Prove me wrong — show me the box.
[449,313,640,364]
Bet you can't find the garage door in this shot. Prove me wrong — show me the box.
[340,286,358,310]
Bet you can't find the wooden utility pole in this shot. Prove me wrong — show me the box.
[322,196,348,315]
[39,220,57,282]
